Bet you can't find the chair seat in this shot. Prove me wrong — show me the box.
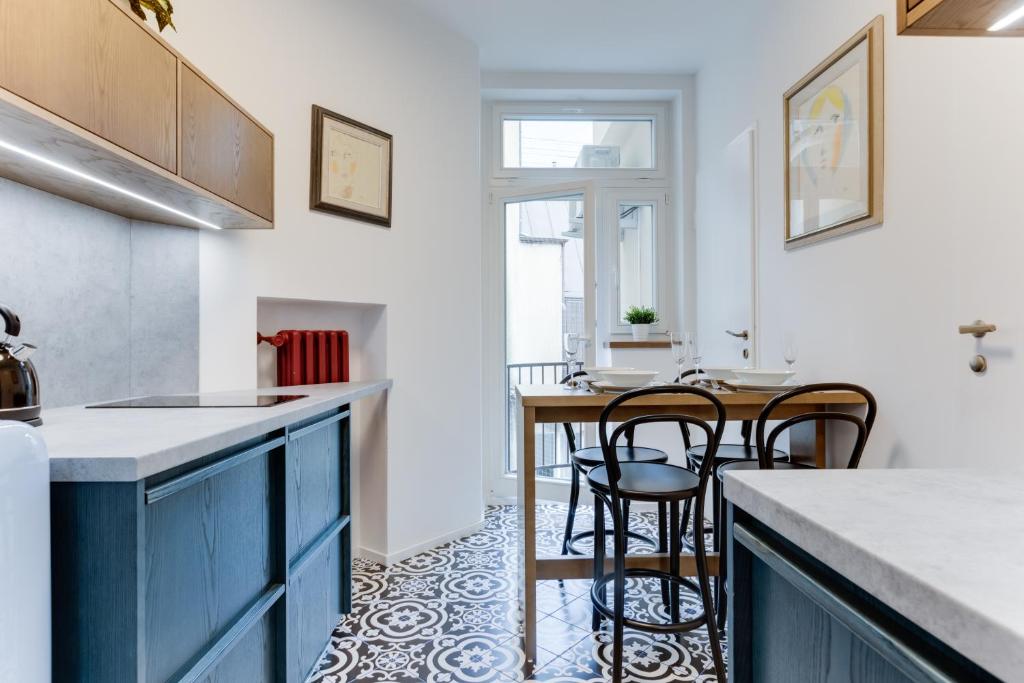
[716,459,814,480]
[572,446,668,470]
[588,462,700,502]
[687,443,788,464]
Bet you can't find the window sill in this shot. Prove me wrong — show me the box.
[604,339,671,349]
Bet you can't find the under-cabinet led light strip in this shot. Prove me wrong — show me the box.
[989,3,1024,31]
[0,138,222,230]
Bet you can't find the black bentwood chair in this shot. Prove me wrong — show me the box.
[715,382,877,624]
[587,384,727,683]
[557,372,670,558]
[676,369,788,554]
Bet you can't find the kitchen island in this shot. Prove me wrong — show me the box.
[38,381,390,683]
[724,469,1022,683]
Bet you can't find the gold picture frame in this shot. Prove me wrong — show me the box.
[784,16,884,249]
[310,105,393,227]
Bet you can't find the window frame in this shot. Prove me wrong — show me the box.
[600,189,671,336]
[491,102,669,181]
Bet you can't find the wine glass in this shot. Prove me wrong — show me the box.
[687,332,704,379]
[784,338,798,371]
[563,333,582,390]
[669,332,689,382]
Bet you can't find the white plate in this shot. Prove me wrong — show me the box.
[731,369,796,386]
[723,379,799,394]
[591,380,660,394]
[702,367,739,381]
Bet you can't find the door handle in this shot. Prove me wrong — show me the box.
[726,329,749,340]
[958,320,996,338]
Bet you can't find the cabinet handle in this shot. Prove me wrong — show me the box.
[287,409,351,442]
[145,436,285,505]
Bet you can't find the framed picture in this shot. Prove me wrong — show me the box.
[784,16,884,249]
[310,105,393,227]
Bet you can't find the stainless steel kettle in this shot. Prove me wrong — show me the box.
[0,304,41,426]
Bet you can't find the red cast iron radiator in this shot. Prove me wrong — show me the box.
[257,330,350,387]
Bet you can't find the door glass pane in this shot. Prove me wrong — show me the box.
[502,118,654,169]
[617,202,656,324]
[505,194,585,477]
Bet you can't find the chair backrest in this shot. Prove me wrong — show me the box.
[559,371,588,452]
[598,385,726,497]
[676,368,707,385]
[755,383,877,469]
[674,369,751,449]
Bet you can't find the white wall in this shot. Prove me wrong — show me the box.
[696,1,1024,467]
[153,0,483,560]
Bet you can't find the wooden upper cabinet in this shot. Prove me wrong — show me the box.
[180,66,274,221]
[0,0,178,172]
[899,0,1024,36]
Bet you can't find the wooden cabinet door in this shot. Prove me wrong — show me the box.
[0,0,177,172]
[180,65,274,221]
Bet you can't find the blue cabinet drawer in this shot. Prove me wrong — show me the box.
[144,445,276,682]
[289,530,346,680]
[285,410,348,560]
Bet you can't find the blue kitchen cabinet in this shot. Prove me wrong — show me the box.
[50,408,352,682]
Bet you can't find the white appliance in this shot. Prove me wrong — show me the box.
[0,421,50,682]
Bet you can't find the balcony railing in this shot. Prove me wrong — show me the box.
[506,362,583,479]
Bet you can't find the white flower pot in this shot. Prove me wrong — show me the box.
[630,324,651,341]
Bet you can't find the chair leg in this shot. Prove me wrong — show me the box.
[681,497,693,550]
[562,466,581,556]
[610,509,626,683]
[612,499,627,683]
[658,501,669,605]
[682,456,695,550]
[712,470,723,617]
[592,494,605,631]
[669,501,681,624]
[717,478,729,630]
[695,503,726,682]
[622,499,631,553]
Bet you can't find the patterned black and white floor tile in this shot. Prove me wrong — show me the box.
[308,504,724,683]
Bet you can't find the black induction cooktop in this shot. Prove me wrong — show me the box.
[87,394,308,409]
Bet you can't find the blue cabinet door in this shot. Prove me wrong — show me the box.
[726,505,1001,683]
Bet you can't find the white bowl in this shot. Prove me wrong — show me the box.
[598,369,659,388]
[582,366,633,382]
[731,369,796,386]
[583,366,633,376]
[701,367,738,381]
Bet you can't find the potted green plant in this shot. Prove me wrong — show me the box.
[624,306,659,341]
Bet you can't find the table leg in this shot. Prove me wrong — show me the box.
[516,402,537,669]
[814,419,827,468]
[790,416,828,468]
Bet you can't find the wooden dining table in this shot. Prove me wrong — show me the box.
[514,383,868,668]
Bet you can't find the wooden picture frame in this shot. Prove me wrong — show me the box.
[784,16,884,250]
[310,105,393,227]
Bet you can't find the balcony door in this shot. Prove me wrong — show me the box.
[485,182,596,502]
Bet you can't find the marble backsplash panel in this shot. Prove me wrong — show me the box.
[0,178,199,407]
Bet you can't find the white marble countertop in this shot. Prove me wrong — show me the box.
[724,468,1024,682]
[36,381,391,482]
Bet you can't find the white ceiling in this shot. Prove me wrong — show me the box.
[404,0,734,74]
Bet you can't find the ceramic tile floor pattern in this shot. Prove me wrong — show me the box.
[308,504,724,683]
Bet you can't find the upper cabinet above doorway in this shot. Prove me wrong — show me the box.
[899,0,1024,37]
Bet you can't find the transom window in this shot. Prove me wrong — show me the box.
[502,117,655,170]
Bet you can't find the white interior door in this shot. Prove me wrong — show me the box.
[949,80,1024,468]
[697,127,758,368]
[484,181,597,502]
